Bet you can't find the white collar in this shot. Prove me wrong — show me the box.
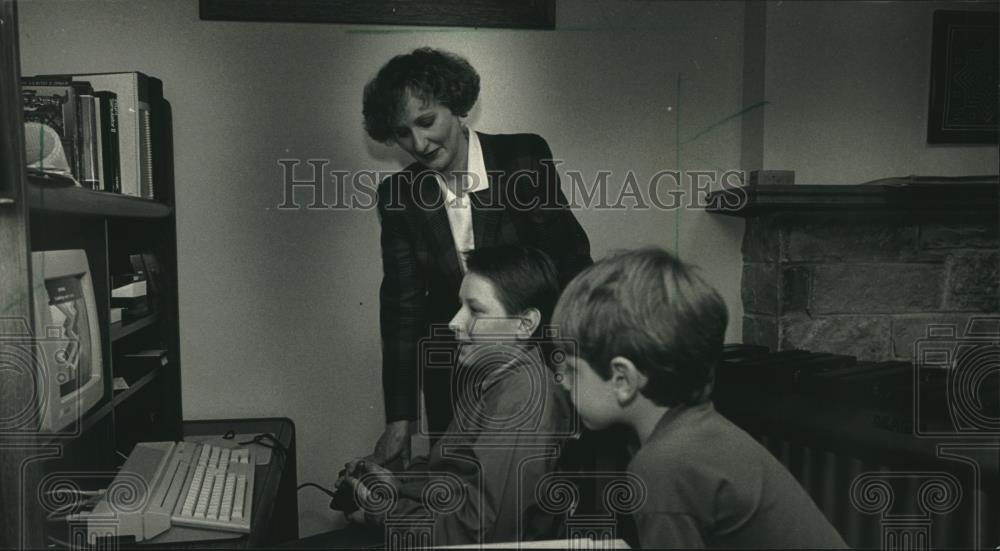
[437,128,490,201]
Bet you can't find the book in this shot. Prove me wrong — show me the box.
[78,94,100,190]
[21,77,96,183]
[21,79,81,181]
[56,73,158,198]
[140,106,153,199]
[92,95,105,190]
[95,91,121,193]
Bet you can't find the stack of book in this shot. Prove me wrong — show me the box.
[21,72,159,199]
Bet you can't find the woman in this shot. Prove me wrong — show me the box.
[360,47,591,468]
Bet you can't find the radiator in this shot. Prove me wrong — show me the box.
[749,431,998,550]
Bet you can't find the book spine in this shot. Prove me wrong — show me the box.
[93,97,105,190]
[95,91,121,193]
[70,82,93,182]
[139,106,153,199]
[21,75,75,86]
[108,96,121,193]
[78,95,99,189]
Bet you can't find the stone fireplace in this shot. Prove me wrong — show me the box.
[730,183,999,362]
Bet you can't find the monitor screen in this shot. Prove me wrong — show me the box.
[32,249,104,433]
[43,275,94,399]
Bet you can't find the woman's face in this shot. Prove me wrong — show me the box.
[391,91,467,174]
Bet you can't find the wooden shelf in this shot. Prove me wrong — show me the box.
[30,361,169,444]
[50,365,165,438]
[706,182,999,217]
[112,365,163,404]
[27,177,172,218]
[110,313,159,341]
[76,400,115,436]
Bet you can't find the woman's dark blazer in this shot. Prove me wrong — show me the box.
[376,132,592,424]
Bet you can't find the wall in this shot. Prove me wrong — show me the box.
[18,0,747,536]
[751,0,999,184]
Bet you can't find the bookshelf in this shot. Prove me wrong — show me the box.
[0,1,181,548]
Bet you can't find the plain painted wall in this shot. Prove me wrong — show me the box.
[18,0,747,536]
[759,0,999,184]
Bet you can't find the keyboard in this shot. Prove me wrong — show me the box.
[170,441,254,531]
[74,441,256,543]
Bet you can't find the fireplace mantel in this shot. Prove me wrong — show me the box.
[707,180,999,217]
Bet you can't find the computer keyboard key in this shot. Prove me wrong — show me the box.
[236,449,250,464]
[208,475,224,519]
[194,473,214,518]
[220,474,236,521]
[233,476,247,520]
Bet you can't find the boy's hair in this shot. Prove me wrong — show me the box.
[464,246,560,337]
[363,47,480,143]
[552,248,728,407]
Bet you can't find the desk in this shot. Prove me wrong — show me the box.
[139,417,298,548]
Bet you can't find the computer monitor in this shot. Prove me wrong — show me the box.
[31,249,104,432]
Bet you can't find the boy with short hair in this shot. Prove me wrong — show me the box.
[552,248,847,549]
[340,245,573,545]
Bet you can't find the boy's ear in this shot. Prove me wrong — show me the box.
[515,308,541,339]
[609,356,647,405]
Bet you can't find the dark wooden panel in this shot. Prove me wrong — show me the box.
[1,1,49,547]
[200,0,555,29]
[0,0,23,204]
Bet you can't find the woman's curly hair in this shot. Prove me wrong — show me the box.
[363,48,480,143]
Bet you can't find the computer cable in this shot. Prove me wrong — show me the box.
[221,430,288,457]
[297,482,336,498]
[238,432,287,456]
[43,489,105,522]
[299,478,359,514]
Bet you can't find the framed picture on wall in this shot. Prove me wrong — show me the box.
[199,0,556,29]
[926,10,998,144]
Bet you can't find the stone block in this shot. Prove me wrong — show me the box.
[783,216,921,262]
[782,315,891,361]
[742,216,779,262]
[920,220,999,250]
[811,264,943,314]
[742,263,777,315]
[943,252,1000,312]
[891,314,977,361]
[743,315,778,351]
[781,266,811,313]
